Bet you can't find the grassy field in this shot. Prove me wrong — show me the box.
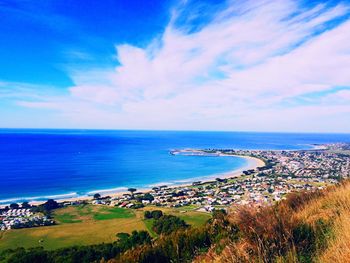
[0,204,211,251]
[54,205,135,223]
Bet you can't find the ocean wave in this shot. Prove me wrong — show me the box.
[86,187,128,195]
[0,192,78,205]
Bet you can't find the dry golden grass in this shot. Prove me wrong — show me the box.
[287,182,350,263]
[294,182,350,225]
[319,215,350,263]
[214,241,254,263]
[205,181,350,263]
[295,181,350,263]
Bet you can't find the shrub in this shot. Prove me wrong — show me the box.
[151,210,163,219]
[152,215,188,235]
[144,211,152,219]
[144,210,163,220]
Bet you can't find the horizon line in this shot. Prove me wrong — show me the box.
[0,127,350,135]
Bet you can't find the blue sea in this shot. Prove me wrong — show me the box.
[1,129,350,204]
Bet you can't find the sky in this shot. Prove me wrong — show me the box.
[1,0,350,133]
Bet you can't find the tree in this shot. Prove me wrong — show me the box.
[152,187,160,192]
[10,203,19,209]
[116,232,130,241]
[43,199,59,211]
[116,231,152,250]
[151,210,163,219]
[130,230,152,246]
[127,188,137,198]
[144,210,163,220]
[152,215,188,235]
[93,193,101,199]
[143,193,154,201]
[21,202,31,208]
[144,211,152,219]
[137,193,154,202]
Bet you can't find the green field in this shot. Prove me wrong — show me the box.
[0,204,211,251]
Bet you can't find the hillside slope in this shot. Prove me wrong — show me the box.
[200,181,350,263]
[1,181,349,263]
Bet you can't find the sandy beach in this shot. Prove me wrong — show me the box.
[6,154,264,207]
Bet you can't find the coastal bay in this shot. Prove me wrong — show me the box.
[1,130,349,205]
[21,154,266,207]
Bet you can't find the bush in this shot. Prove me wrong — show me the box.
[144,211,152,219]
[117,231,152,250]
[292,223,316,262]
[151,210,163,219]
[21,202,31,209]
[152,215,188,235]
[10,203,20,209]
[143,193,154,202]
[132,203,144,209]
[144,210,163,220]
[43,199,59,211]
[117,227,212,263]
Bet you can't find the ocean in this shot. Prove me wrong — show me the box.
[1,129,350,204]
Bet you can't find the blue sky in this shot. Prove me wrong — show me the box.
[1,0,350,132]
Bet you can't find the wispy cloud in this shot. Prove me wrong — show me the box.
[8,0,350,132]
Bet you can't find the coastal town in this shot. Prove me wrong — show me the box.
[0,209,54,231]
[1,143,349,231]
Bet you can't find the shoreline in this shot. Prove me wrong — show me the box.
[0,155,265,208]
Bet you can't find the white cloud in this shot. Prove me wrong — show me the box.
[9,0,350,132]
[69,85,120,105]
